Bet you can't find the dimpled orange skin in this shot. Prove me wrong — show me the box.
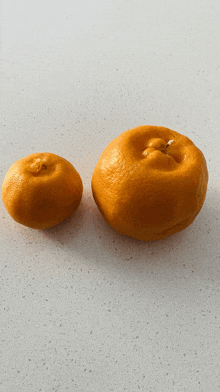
[1,152,83,229]
[91,125,208,241]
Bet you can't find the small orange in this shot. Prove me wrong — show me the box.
[91,125,208,241]
[1,152,83,229]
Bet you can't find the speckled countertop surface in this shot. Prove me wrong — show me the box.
[0,1,220,391]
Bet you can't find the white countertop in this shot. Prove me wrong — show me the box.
[1,1,220,391]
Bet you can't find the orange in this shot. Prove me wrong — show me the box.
[91,125,208,241]
[1,152,83,229]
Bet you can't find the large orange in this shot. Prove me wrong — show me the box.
[1,152,83,229]
[91,125,208,241]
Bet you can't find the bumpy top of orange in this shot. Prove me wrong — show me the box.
[91,125,208,241]
[1,152,83,229]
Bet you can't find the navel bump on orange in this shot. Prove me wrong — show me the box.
[91,125,208,241]
[1,152,83,229]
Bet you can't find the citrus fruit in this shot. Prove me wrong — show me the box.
[1,152,83,229]
[91,125,208,241]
